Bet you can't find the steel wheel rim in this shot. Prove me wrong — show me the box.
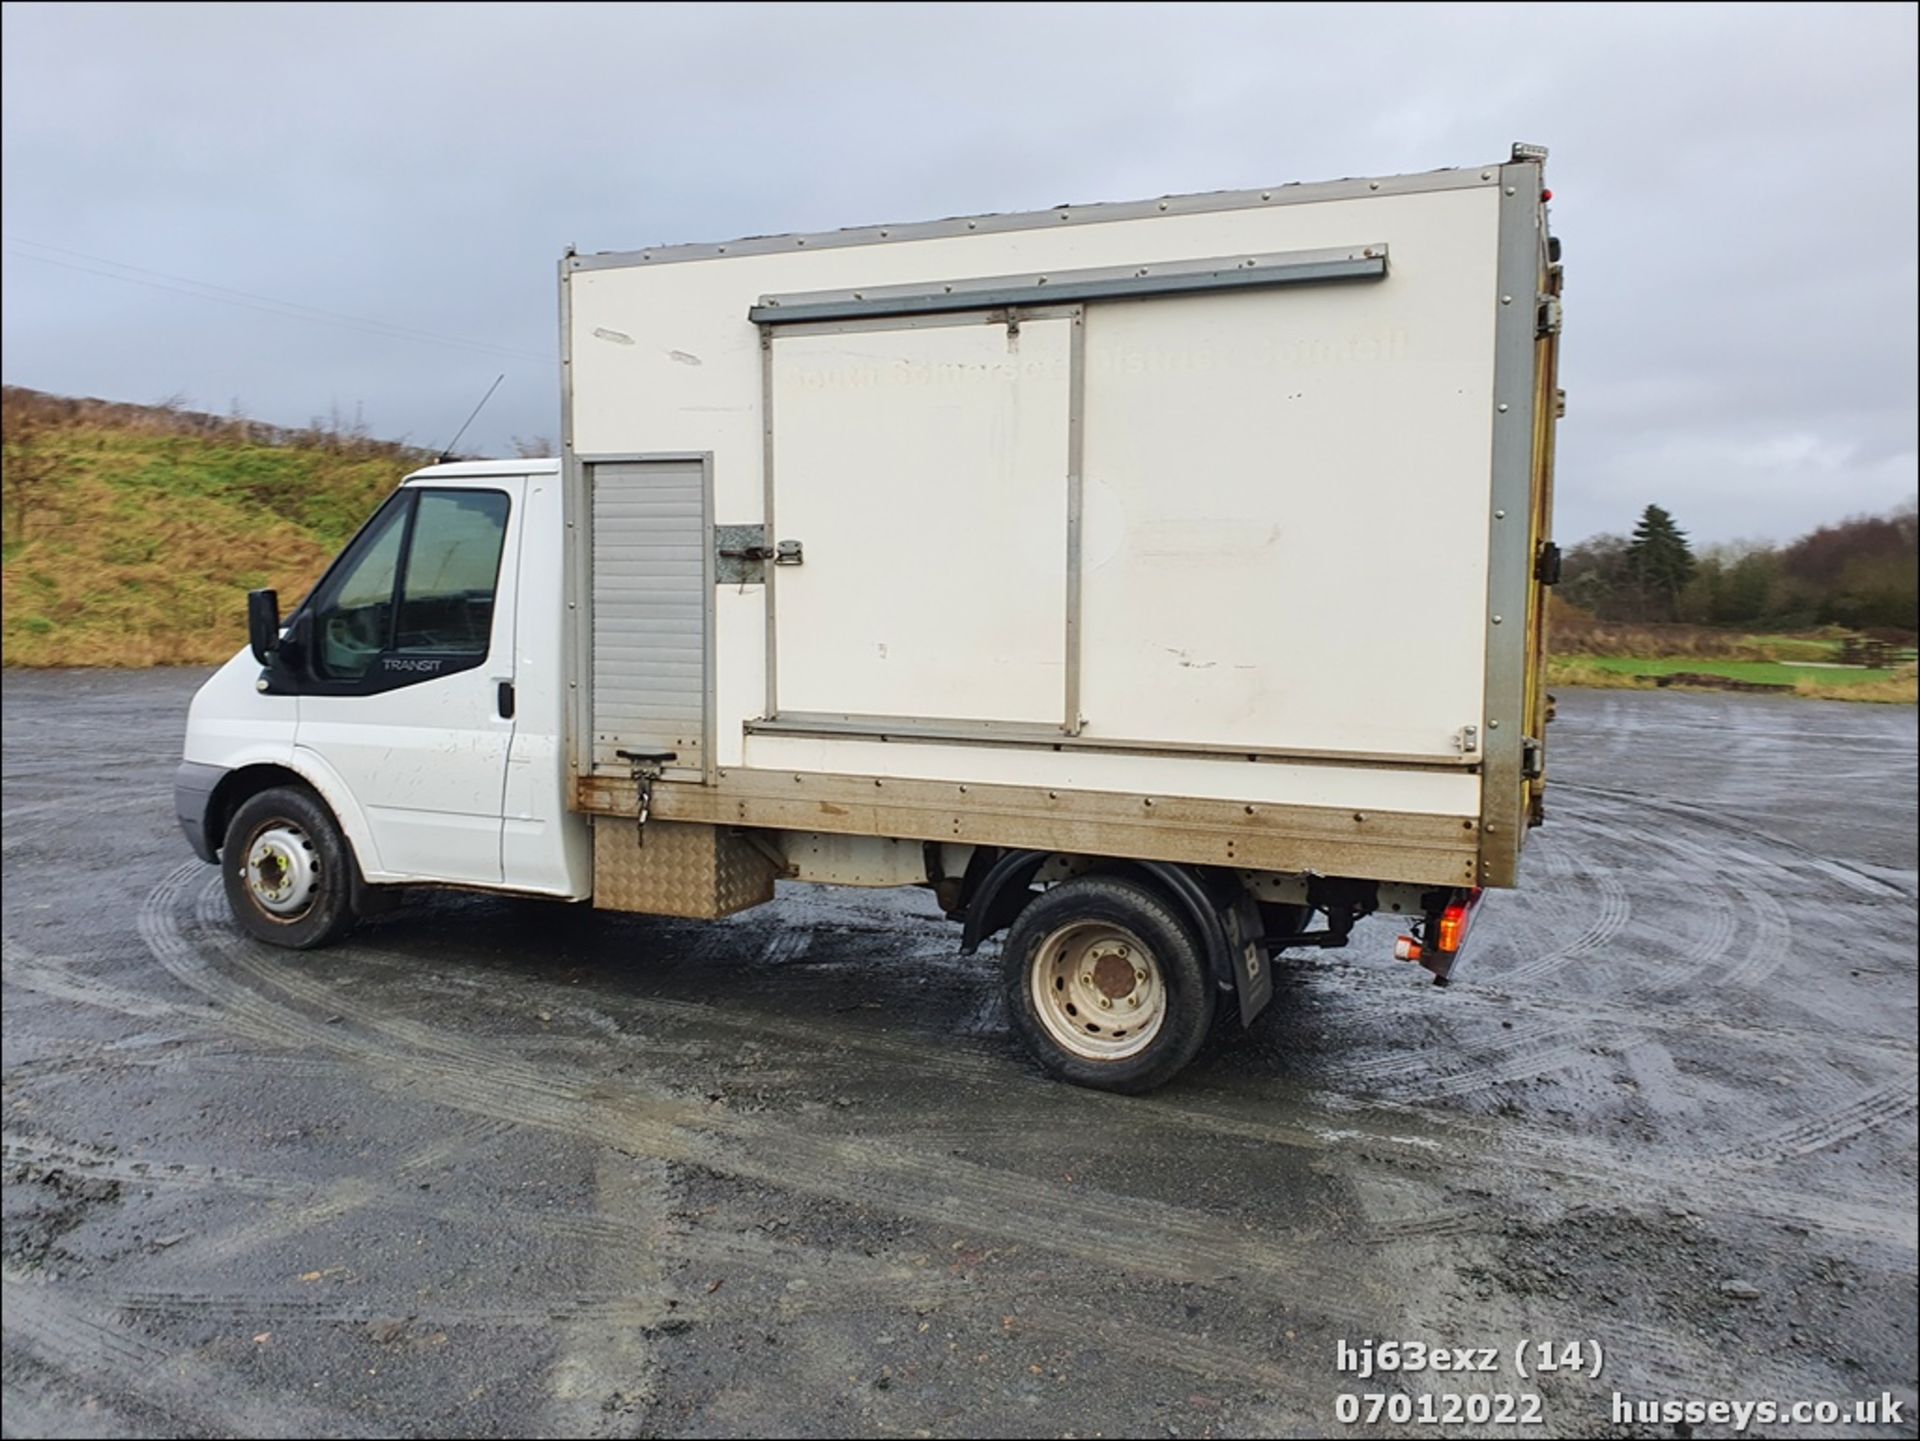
[242,821,320,921]
[1029,920,1166,1060]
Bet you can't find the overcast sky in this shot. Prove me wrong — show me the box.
[3,2,1915,545]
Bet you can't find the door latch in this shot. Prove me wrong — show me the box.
[1535,540,1563,585]
[615,749,676,845]
[721,539,802,565]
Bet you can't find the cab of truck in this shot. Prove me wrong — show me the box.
[175,459,592,948]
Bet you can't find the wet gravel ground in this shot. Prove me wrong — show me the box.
[3,669,1915,1439]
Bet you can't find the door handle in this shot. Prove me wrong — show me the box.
[496,680,515,719]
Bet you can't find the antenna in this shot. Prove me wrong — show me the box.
[438,373,505,462]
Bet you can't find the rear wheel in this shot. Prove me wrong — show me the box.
[221,786,357,949]
[1002,873,1214,1093]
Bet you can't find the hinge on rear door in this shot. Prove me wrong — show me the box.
[1522,736,1545,780]
[1456,724,1480,755]
[1537,295,1563,337]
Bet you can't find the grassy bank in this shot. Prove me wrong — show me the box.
[3,390,424,666]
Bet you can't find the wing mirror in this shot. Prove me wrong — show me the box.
[247,589,281,665]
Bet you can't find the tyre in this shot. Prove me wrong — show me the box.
[221,785,358,949]
[1002,873,1215,1094]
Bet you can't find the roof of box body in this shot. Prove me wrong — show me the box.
[567,160,1519,273]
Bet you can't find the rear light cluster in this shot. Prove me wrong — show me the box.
[1435,898,1474,953]
[1394,889,1484,975]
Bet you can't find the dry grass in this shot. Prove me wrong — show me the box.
[1548,606,1842,663]
[1546,598,1914,704]
[4,414,421,667]
[1795,665,1919,704]
[1545,658,1659,692]
[1547,656,1917,704]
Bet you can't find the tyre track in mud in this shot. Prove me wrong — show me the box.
[147,867,1396,1325]
[190,875,1471,1171]
[90,853,1700,1193]
[8,675,1917,1437]
[64,759,1920,1159]
[6,1115,1315,1400]
[1568,792,1805,997]
[152,858,1920,1255]
[3,1130,290,1200]
[1717,1076,1919,1168]
[1299,778,1912,1154]
[1386,1265,1854,1436]
[2,933,200,1025]
[2,1272,380,1440]
[36,844,1913,1319]
[1295,957,1918,1064]
[4,1124,937,1301]
[343,893,1915,1208]
[1556,780,1917,900]
[1496,858,1635,987]
[183,877,1579,1190]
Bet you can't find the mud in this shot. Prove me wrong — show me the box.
[3,669,1915,1438]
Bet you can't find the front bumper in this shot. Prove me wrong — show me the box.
[174,760,228,863]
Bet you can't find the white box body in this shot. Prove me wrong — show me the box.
[562,160,1558,890]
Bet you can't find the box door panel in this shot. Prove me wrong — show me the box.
[768,316,1071,726]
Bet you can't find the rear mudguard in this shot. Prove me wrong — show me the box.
[959,853,1272,1028]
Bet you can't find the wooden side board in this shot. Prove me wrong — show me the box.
[575,767,1483,889]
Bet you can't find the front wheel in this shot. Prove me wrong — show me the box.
[1002,873,1215,1094]
[221,786,358,949]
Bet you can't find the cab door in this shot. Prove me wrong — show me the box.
[292,477,522,884]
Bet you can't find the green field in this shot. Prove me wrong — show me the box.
[1547,654,1917,703]
[1583,657,1901,687]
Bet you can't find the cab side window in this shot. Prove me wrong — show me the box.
[395,491,510,656]
[309,488,510,685]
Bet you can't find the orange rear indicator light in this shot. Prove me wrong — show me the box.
[1435,888,1484,953]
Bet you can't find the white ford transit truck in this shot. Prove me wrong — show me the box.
[176,145,1564,1092]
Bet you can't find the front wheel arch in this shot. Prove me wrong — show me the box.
[206,763,310,860]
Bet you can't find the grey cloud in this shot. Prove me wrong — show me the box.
[3,1,1914,542]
